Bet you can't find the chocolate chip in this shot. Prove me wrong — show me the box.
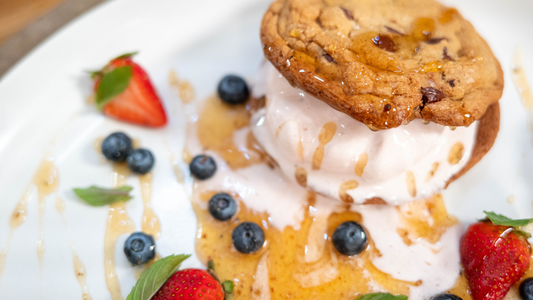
[384,104,392,111]
[449,80,455,87]
[421,87,446,104]
[443,47,453,61]
[323,53,334,63]
[372,35,397,52]
[385,26,404,36]
[425,38,446,45]
[340,7,354,20]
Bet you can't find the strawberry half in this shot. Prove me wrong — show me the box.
[91,53,167,127]
[126,255,234,300]
[152,269,224,300]
[460,211,533,300]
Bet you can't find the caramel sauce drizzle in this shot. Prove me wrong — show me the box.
[405,171,417,198]
[34,156,59,295]
[354,153,368,177]
[55,197,93,300]
[276,120,305,159]
[139,173,161,240]
[0,186,33,287]
[169,70,195,104]
[338,180,359,203]
[103,162,135,300]
[448,142,465,165]
[425,162,440,183]
[294,167,307,187]
[312,122,337,170]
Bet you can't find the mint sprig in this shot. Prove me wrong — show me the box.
[73,185,133,206]
[126,254,190,300]
[96,65,133,109]
[484,211,533,227]
[356,293,408,300]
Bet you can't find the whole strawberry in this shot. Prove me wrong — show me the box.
[152,269,224,300]
[91,53,167,127]
[460,211,532,300]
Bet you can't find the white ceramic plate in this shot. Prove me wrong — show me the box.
[0,0,532,299]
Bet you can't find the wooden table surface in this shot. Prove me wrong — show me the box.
[0,0,105,77]
[0,0,67,46]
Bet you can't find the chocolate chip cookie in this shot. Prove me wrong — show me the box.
[260,0,504,130]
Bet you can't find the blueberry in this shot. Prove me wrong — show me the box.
[232,222,264,254]
[101,132,133,162]
[332,221,367,256]
[217,75,249,105]
[124,232,155,265]
[189,155,217,180]
[127,148,155,174]
[520,278,533,300]
[431,294,462,300]
[209,193,237,221]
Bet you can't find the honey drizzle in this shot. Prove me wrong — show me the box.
[405,171,417,198]
[338,180,359,203]
[312,122,337,170]
[448,142,465,165]
[425,163,440,183]
[139,173,161,240]
[295,167,308,187]
[169,70,195,104]
[55,197,93,300]
[103,162,135,300]
[354,153,368,177]
[168,151,185,184]
[34,156,59,296]
[0,186,33,286]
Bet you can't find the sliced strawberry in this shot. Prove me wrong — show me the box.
[92,53,167,127]
[460,211,532,300]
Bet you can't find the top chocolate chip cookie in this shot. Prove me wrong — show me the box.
[260,0,504,129]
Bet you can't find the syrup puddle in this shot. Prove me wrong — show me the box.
[104,162,135,300]
[55,197,93,300]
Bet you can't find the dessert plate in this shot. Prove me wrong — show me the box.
[0,0,532,299]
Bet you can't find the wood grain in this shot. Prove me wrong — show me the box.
[0,0,68,45]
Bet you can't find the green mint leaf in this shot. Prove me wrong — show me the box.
[96,65,133,109]
[484,211,533,227]
[126,254,190,300]
[356,293,408,300]
[114,52,139,60]
[73,186,133,206]
[222,280,234,294]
